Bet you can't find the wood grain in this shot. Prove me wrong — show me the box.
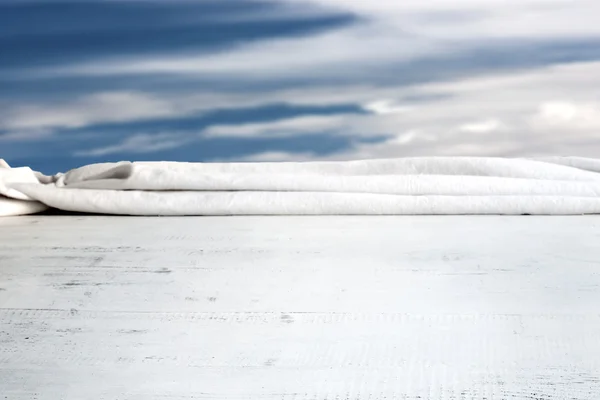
[1,215,600,399]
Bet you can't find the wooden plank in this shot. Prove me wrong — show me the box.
[1,215,600,399]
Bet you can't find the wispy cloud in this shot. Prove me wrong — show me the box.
[200,60,600,160]
[3,0,600,172]
[530,101,600,130]
[222,150,318,163]
[75,133,193,157]
[33,24,438,80]
[202,114,357,138]
[1,92,182,131]
[7,60,600,161]
[458,119,503,134]
[285,0,600,40]
[25,0,600,82]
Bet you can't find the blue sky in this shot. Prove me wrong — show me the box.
[2,0,600,173]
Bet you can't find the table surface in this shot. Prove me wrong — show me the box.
[1,215,600,399]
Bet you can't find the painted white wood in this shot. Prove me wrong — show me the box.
[1,215,600,399]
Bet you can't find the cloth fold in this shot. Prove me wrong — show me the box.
[0,159,48,217]
[2,156,600,216]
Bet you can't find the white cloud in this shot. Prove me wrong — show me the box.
[1,92,183,131]
[0,84,409,140]
[196,60,600,160]
[362,100,412,115]
[530,101,600,130]
[41,23,439,79]
[75,133,192,157]
[220,151,318,163]
[282,0,600,39]
[0,129,54,142]
[458,119,503,133]
[26,0,600,81]
[202,114,356,138]
[8,58,600,143]
[7,60,600,160]
[5,0,600,163]
[0,85,390,137]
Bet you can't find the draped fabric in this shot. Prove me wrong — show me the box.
[2,156,600,216]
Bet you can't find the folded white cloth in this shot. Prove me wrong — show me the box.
[0,159,48,217]
[2,156,600,216]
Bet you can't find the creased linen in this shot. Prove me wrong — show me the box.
[2,156,600,216]
[0,159,48,216]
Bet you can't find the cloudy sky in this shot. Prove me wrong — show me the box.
[2,0,600,173]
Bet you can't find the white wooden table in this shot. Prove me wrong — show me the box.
[1,215,600,399]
